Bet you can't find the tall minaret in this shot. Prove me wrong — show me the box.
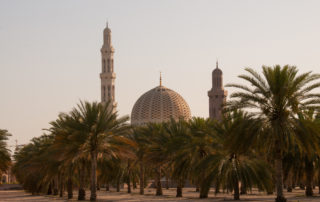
[208,61,227,121]
[100,22,117,110]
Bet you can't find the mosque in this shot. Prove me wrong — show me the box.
[100,24,227,123]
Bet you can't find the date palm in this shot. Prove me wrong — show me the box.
[226,65,320,202]
[12,135,56,194]
[293,110,320,196]
[214,110,273,200]
[67,100,129,201]
[164,118,190,197]
[48,113,90,200]
[170,117,215,198]
[127,126,150,195]
[143,123,169,196]
[0,129,11,175]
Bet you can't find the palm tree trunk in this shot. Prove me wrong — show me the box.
[116,178,120,192]
[67,178,73,199]
[78,163,86,200]
[59,177,64,197]
[139,161,144,195]
[199,180,210,198]
[176,179,183,197]
[127,161,131,193]
[78,188,86,201]
[292,175,296,190]
[53,177,59,195]
[286,175,292,192]
[90,152,97,201]
[155,167,162,196]
[200,186,210,198]
[234,178,240,200]
[127,175,131,193]
[318,171,320,194]
[215,180,220,194]
[275,143,286,202]
[47,182,52,195]
[305,158,314,197]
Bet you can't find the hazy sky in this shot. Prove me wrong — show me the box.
[1,0,320,147]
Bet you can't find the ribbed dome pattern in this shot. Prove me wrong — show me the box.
[131,85,191,125]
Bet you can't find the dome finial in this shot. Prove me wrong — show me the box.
[106,20,108,28]
[160,71,162,86]
[216,59,219,69]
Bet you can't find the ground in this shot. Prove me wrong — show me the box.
[1,187,320,201]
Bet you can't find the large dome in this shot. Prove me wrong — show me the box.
[131,85,191,125]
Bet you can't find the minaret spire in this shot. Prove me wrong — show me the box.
[100,23,117,111]
[208,60,227,121]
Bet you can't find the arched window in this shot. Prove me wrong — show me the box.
[103,59,106,73]
[107,59,110,72]
[111,59,114,72]
[103,86,106,101]
[108,85,111,99]
[112,85,115,99]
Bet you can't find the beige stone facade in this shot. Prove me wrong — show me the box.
[208,61,227,121]
[100,23,117,110]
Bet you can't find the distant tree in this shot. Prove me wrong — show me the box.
[12,135,56,194]
[0,129,11,176]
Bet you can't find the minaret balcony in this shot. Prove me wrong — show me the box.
[100,47,115,53]
[100,72,116,79]
[208,89,225,95]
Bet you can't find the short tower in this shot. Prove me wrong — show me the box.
[208,61,227,121]
[100,23,117,110]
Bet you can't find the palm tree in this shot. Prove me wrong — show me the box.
[198,110,273,200]
[66,100,130,201]
[127,126,149,195]
[0,129,11,176]
[199,152,273,200]
[226,65,320,202]
[293,110,320,196]
[282,143,302,193]
[12,134,57,194]
[48,113,89,200]
[164,118,190,197]
[187,117,217,198]
[143,123,169,196]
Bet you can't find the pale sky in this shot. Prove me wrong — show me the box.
[1,0,320,147]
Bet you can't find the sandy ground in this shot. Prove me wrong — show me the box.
[1,187,320,202]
